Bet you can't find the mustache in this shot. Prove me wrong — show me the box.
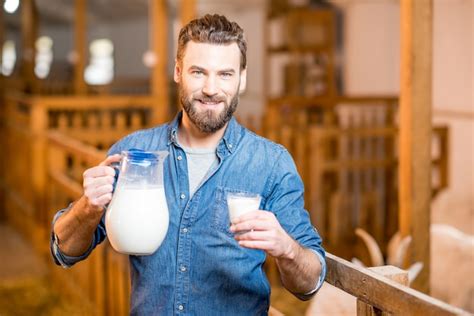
[194,95,226,103]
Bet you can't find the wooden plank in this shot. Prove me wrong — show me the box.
[30,103,48,253]
[47,130,105,165]
[49,170,83,199]
[269,96,399,108]
[325,253,468,316]
[6,94,154,109]
[149,0,169,124]
[180,0,196,26]
[357,266,409,316]
[399,0,433,292]
[20,0,37,93]
[74,0,87,94]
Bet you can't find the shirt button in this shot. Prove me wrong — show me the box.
[177,155,182,161]
[182,228,188,233]
[178,305,184,311]
[180,193,185,199]
[180,265,187,272]
[229,144,233,148]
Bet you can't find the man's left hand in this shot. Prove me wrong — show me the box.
[230,210,298,259]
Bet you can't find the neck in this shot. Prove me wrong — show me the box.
[178,112,228,149]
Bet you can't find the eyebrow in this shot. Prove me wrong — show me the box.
[188,65,236,74]
[189,65,206,72]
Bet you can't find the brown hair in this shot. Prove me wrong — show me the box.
[177,14,247,70]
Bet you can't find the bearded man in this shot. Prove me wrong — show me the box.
[51,14,326,315]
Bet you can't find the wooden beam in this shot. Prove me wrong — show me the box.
[0,4,4,221]
[74,0,87,94]
[21,0,38,93]
[180,0,196,27]
[399,0,433,293]
[149,0,168,124]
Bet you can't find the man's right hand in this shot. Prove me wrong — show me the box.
[83,154,122,209]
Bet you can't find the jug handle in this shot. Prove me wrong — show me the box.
[110,160,121,193]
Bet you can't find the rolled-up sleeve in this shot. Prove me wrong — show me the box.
[50,207,107,268]
[265,148,327,297]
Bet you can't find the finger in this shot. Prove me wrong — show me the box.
[230,217,281,232]
[99,154,122,166]
[237,240,273,250]
[85,183,114,200]
[232,210,272,224]
[234,230,274,241]
[230,220,273,233]
[83,165,116,178]
[89,193,113,207]
[84,174,115,188]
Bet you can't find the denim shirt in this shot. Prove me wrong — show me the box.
[51,112,326,315]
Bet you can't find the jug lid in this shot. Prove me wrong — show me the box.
[127,148,157,162]
[124,148,169,164]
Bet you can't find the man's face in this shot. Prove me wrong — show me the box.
[174,41,247,134]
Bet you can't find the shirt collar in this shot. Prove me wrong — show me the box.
[166,111,243,154]
[167,112,182,146]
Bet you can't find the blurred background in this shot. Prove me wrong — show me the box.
[0,0,472,315]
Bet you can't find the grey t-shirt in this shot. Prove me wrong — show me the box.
[181,145,218,197]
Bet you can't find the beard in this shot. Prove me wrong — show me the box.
[179,84,239,134]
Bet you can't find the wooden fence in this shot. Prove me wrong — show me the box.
[262,96,448,260]
[47,131,130,315]
[325,253,468,315]
[0,94,164,256]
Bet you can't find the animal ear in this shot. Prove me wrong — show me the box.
[355,228,384,267]
[387,231,401,266]
[351,257,366,268]
[407,262,424,285]
[391,235,413,268]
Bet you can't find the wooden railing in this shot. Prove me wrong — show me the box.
[47,131,129,315]
[0,93,165,256]
[261,96,449,259]
[325,253,468,315]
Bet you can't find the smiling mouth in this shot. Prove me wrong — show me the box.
[196,99,223,107]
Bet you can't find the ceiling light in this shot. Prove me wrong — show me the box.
[4,0,20,14]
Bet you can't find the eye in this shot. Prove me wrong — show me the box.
[191,70,204,76]
[221,72,233,78]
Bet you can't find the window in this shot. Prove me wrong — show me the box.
[84,39,114,85]
[2,40,16,76]
[35,36,53,79]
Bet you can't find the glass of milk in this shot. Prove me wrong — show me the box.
[227,192,261,224]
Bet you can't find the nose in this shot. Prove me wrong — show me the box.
[202,75,218,96]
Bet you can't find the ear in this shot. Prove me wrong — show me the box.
[174,59,181,83]
[239,68,247,94]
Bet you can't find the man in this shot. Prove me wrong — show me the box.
[51,14,326,315]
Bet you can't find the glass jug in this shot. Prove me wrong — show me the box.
[105,149,169,255]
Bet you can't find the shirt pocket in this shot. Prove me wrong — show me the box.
[211,186,263,236]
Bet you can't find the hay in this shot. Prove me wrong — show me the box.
[0,277,90,316]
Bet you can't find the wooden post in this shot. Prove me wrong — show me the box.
[149,0,168,124]
[180,0,196,26]
[399,0,433,293]
[21,0,38,93]
[30,102,48,255]
[74,0,87,94]
[0,5,4,220]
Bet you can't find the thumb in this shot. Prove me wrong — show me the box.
[99,154,122,166]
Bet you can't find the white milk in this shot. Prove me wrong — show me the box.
[105,187,169,255]
[227,195,261,223]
